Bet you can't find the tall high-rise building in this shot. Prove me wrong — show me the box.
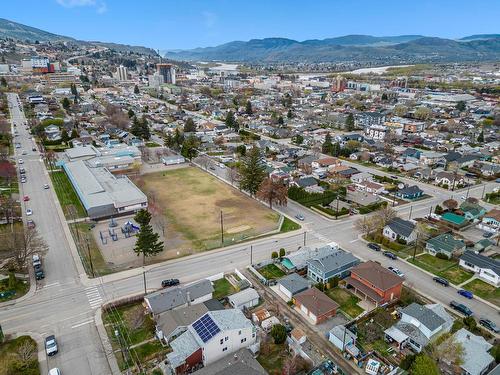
[156,63,176,85]
[115,65,129,81]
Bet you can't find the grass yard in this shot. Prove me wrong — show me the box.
[0,335,39,375]
[257,342,289,375]
[325,287,364,319]
[280,217,301,233]
[0,276,29,301]
[212,277,236,300]
[50,170,87,219]
[462,279,500,307]
[70,223,112,277]
[258,264,285,280]
[133,167,280,256]
[409,253,473,285]
[145,142,161,148]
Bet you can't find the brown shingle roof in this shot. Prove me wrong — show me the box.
[294,287,339,316]
[351,261,404,291]
[485,209,500,222]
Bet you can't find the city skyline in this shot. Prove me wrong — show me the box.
[0,0,499,50]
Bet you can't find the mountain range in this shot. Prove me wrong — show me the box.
[0,18,158,56]
[165,34,500,64]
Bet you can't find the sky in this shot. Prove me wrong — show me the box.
[1,0,500,50]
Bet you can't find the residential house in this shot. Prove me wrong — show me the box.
[384,303,453,353]
[395,185,424,200]
[227,288,260,311]
[459,201,486,221]
[277,273,310,299]
[444,328,495,375]
[425,233,466,258]
[355,180,384,195]
[293,176,319,191]
[329,325,357,352]
[344,261,404,306]
[293,287,339,325]
[350,172,372,184]
[311,157,341,170]
[477,209,500,233]
[383,218,417,243]
[345,190,381,206]
[435,171,465,188]
[306,249,360,283]
[166,309,257,374]
[194,348,267,375]
[281,244,338,272]
[459,251,500,287]
[297,155,317,171]
[420,151,446,166]
[144,279,214,316]
[441,212,469,228]
[44,124,61,141]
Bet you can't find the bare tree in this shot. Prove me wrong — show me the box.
[105,104,129,129]
[228,167,241,187]
[375,205,397,227]
[256,178,288,209]
[432,333,464,371]
[354,216,380,237]
[16,339,37,362]
[443,199,458,211]
[10,227,49,269]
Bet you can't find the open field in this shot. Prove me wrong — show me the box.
[133,167,280,257]
[50,170,86,219]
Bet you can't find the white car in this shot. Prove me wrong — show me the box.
[43,184,50,189]
[48,368,61,375]
[18,159,24,164]
[26,209,33,216]
[388,266,404,278]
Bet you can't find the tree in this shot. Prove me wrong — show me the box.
[279,248,285,258]
[183,117,196,133]
[410,354,440,375]
[239,147,266,196]
[271,251,278,259]
[354,216,380,237]
[322,132,334,155]
[61,97,71,110]
[414,106,432,120]
[394,105,408,117]
[287,109,293,119]
[282,93,292,108]
[134,84,139,94]
[375,205,397,227]
[277,116,284,125]
[225,110,237,129]
[270,324,287,344]
[456,101,466,112]
[381,92,388,101]
[127,109,135,118]
[245,100,253,115]
[477,130,484,143]
[173,128,184,150]
[345,140,360,153]
[434,205,443,215]
[133,210,164,267]
[9,227,49,270]
[181,135,200,160]
[292,134,304,145]
[0,77,7,87]
[345,113,355,131]
[442,199,458,211]
[235,144,246,156]
[257,178,288,209]
[70,128,79,139]
[70,83,78,97]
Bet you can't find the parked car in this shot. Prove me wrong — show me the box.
[295,214,305,221]
[367,243,381,251]
[34,264,44,280]
[32,147,37,152]
[21,150,27,155]
[32,254,41,267]
[458,289,473,299]
[161,279,180,288]
[449,301,473,316]
[483,232,493,238]
[26,209,33,216]
[49,369,61,375]
[18,159,23,164]
[479,318,499,333]
[23,195,30,201]
[383,251,397,260]
[43,184,50,189]
[27,219,36,228]
[432,276,449,286]
[44,335,58,356]
[388,266,404,277]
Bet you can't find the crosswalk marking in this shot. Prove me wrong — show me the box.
[312,232,330,243]
[85,286,103,309]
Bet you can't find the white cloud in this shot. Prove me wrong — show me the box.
[202,11,217,28]
[55,0,107,14]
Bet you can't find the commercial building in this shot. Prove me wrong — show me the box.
[114,65,128,81]
[157,63,176,84]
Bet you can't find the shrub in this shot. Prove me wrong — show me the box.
[270,324,287,344]
[436,253,449,260]
[400,353,416,370]
[315,282,325,291]
[271,251,278,259]
[286,300,294,307]
[279,248,285,258]
[329,276,339,288]
[434,205,443,214]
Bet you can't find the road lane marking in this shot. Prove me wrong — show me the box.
[349,239,359,243]
[71,319,94,329]
[42,281,60,288]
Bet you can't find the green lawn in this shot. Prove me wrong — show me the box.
[50,170,87,219]
[280,217,301,233]
[70,223,111,277]
[0,335,39,375]
[0,276,29,302]
[257,342,289,375]
[325,287,364,319]
[258,264,285,280]
[145,142,161,148]
[409,253,473,285]
[116,341,171,372]
[212,278,236,300]
[462,279,500,307]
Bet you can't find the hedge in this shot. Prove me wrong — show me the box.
[358,201,388,214]
[288,185,341,207]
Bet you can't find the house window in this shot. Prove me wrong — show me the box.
[225,336,228,341]
[241,338,247,343]
[252,333,255,338]
[222,347,228,352]
[238,330,241,335]
[220,338,223,345]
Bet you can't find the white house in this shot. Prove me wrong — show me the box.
[227,288,260,310]
[447,329,495,375]
[477,209,500,233]
[383,218,417,243]
[459,251,500,287]
[44,124,61,141]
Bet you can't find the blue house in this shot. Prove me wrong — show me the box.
[306,249,360,283]
[395,185,424,200]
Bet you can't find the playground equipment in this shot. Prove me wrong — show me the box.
[109,228,118,241]
[121,221,140,238]
[109,217,118,228]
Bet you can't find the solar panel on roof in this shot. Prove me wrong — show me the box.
[192,314,220,343]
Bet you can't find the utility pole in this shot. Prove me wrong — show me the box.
[408,206,413,220]
[336,196,339,219]
[429,205,433,218]
[481,184,486,199]
[250,245,253,265]
[413,232,419,261]
[466,186,470,199]
[220,210,224,245]
[303,232,306,247]
[86,236,94,278]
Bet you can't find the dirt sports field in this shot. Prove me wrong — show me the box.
[133,166,280,258]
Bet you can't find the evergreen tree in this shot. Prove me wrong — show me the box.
[239,147,266,196]
[477,130,484,143]
[134,84,139,94]
[70,128,79,139]
[381,92,388,101]
[287,109,293,119]
[127,109,135,118]
[331,142,341,157]
[345,113,355,131]
[164,133,174,148]
[245,100,253,115]
[292,134,304,145]
[133,210,164,278]
[173,128,184,150]
[141,116,150,140]
[183,117,196,133]
[181,135,200,160]
[61,129,70,143]
[456,101,466,112]
[225,110,236,129]
[278,116,284,125]
[70,83,78,96]
[1,77,8,87]
[322,132,334,155]
[282,93,292,108]
[131,116,142,137]
[61,97,71,110]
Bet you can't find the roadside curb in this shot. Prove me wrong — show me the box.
[94,307,121,375]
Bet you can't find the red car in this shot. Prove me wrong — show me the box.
[23,195,30,201]
[27,220,35,228]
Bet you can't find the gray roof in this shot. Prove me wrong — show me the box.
[386,217,415,238]
[307,249,359,275]
[460,250,500,277]
[392,321,429,347]
[277,273,310,295]
[296,177,317,188]
[145,279,214,315]
[283,244,337,270]
[156,303,209,341]
[397,185,423,196]
[401,302,445,332]
[452,328,493,375]
[195,348,266,375]
[166,329,200,368]
[228,288,260,307]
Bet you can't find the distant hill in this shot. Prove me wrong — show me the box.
[0,18,158,56]
[166,34,500,63]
